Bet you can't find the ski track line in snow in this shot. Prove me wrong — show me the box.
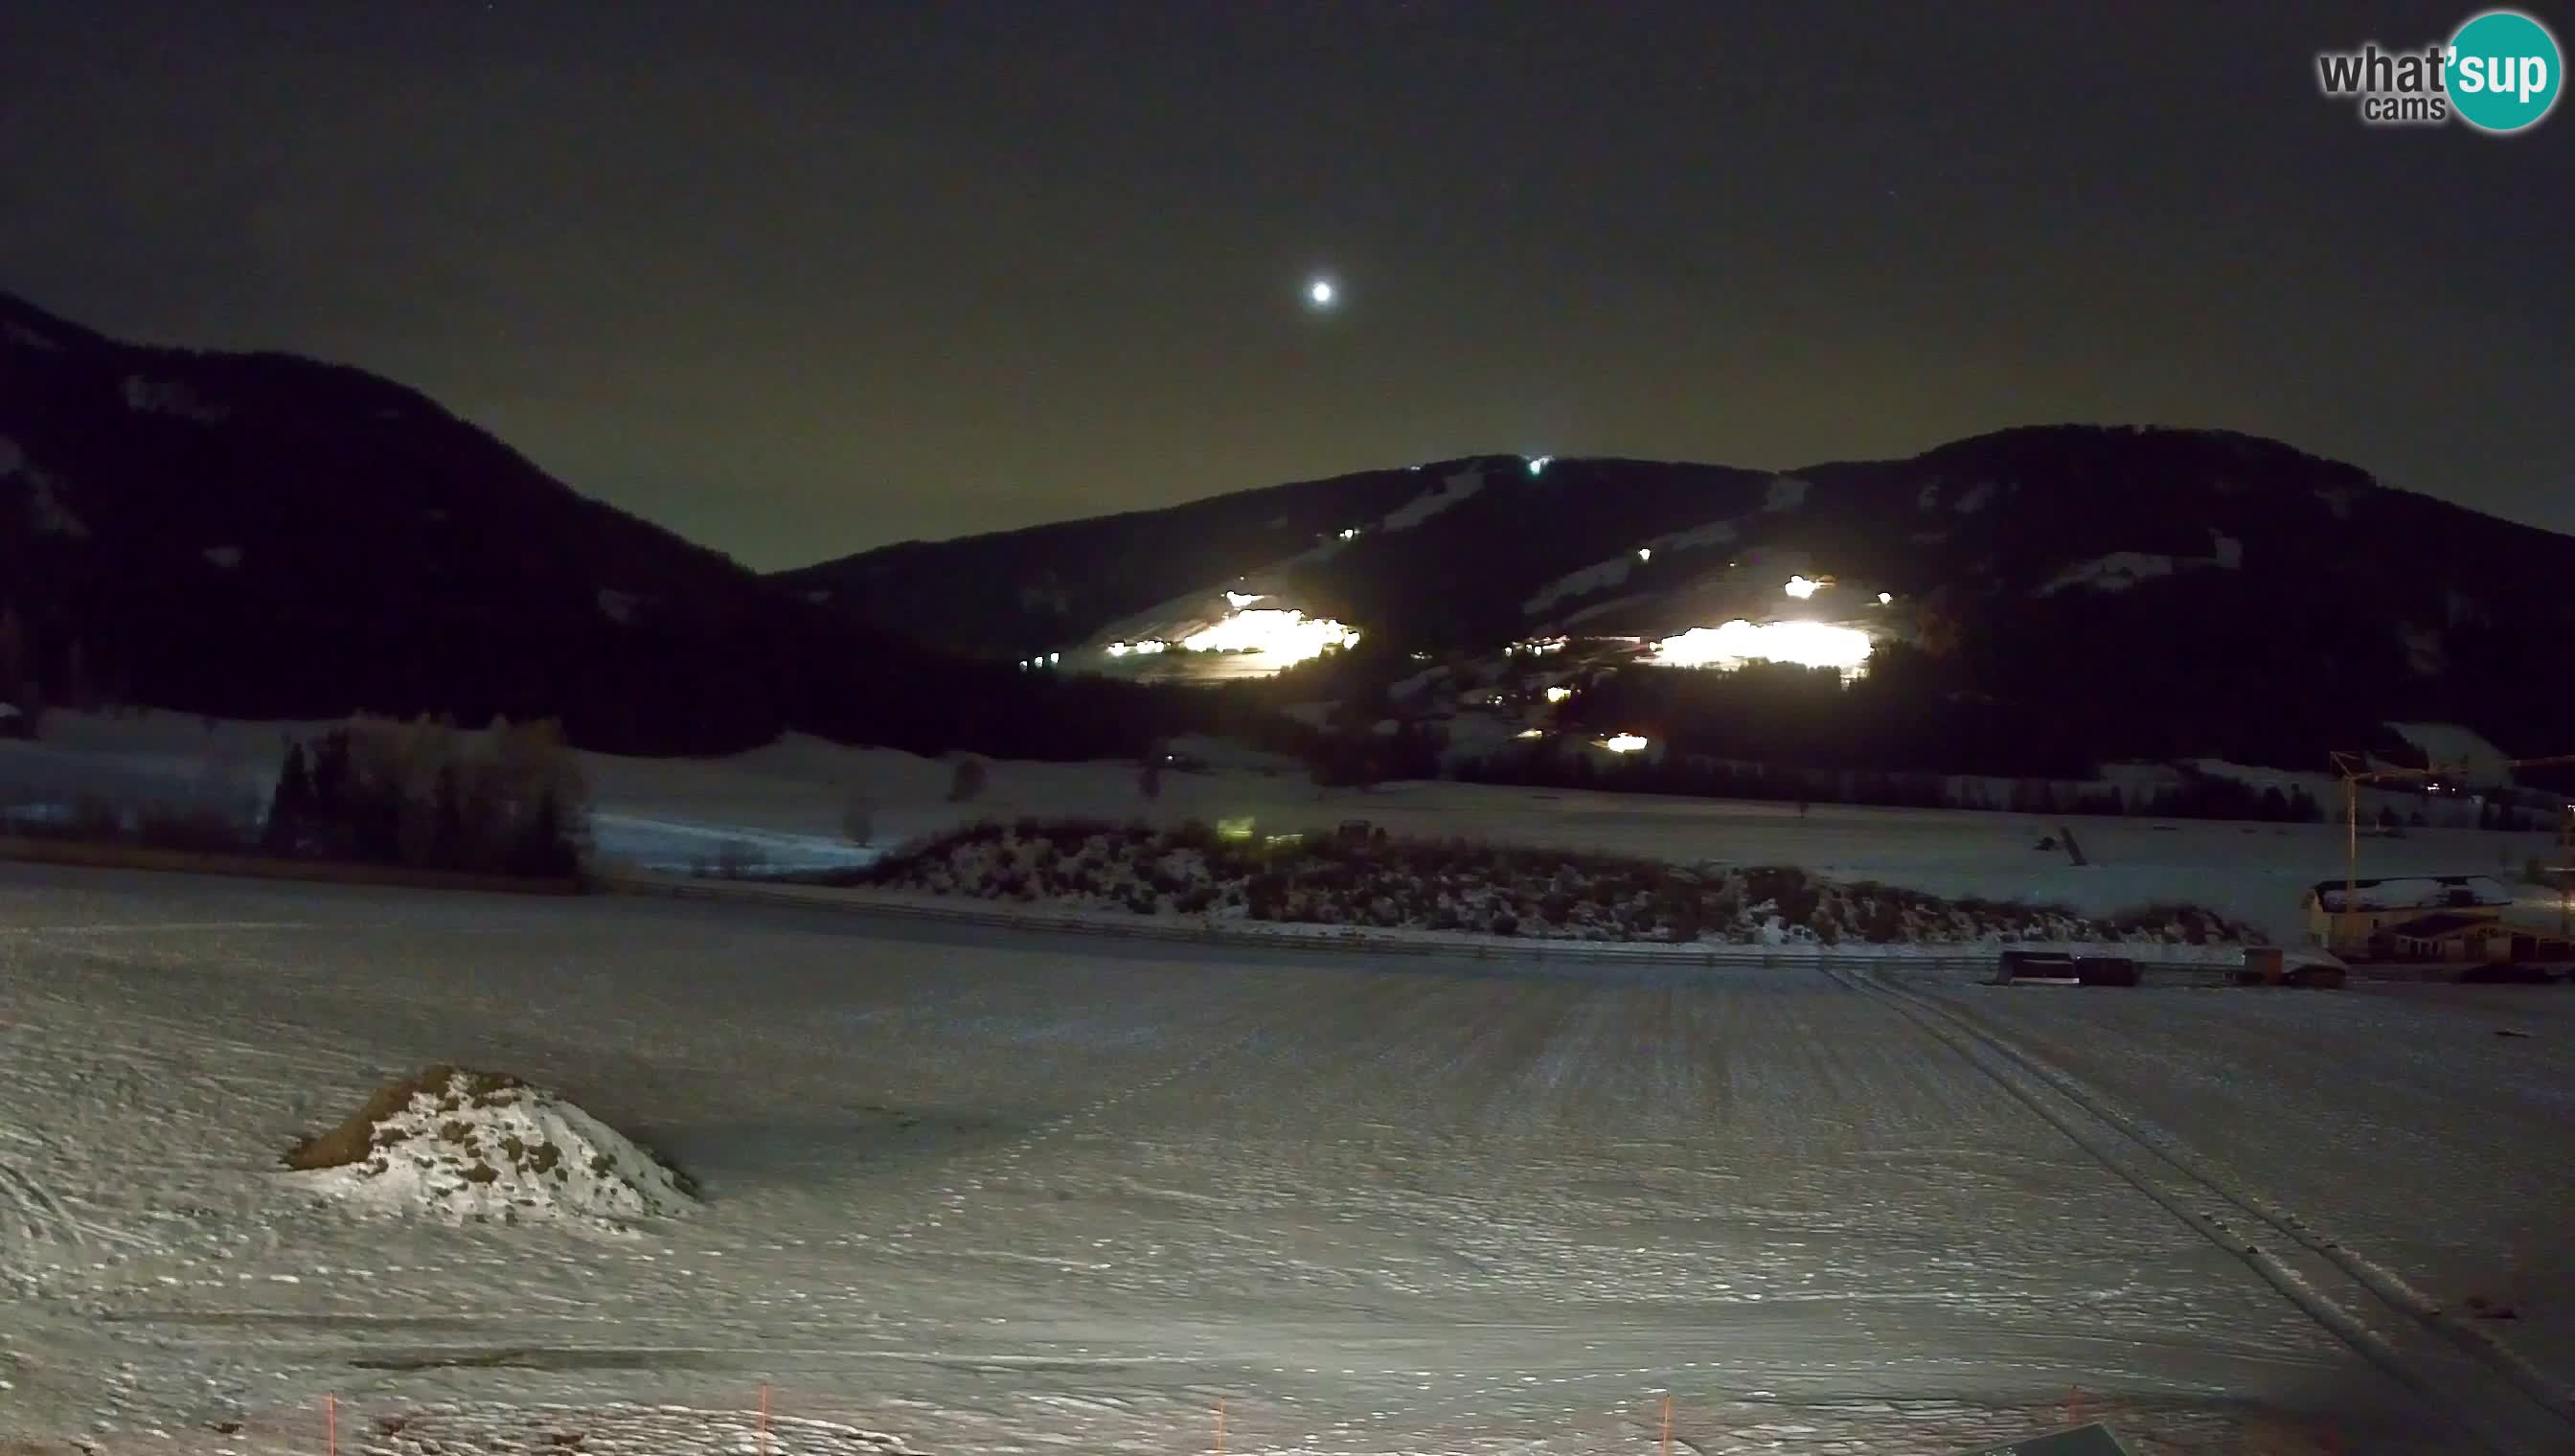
[884,1007,1299,1253]
[1890,974,2575,1430]
[0,1152,84,1249]
[1835,965,2575,1455]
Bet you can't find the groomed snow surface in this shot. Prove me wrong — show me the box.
[6,866,2574,1456]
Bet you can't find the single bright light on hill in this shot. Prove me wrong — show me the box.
[1878,591,1893,604]
[1306,278,1336,308]
[1601,734,1649,753]
[1650,620,1873,674]
[1636,547,1652,562]
[1544,686,1572,703]
[1528,455,1554,476]
[1224,590,1265,608]
[1785,575,1822,599]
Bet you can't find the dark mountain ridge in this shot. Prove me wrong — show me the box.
[0,291,1181,759]
[782,426,2575,771]
[9,286,2566,782]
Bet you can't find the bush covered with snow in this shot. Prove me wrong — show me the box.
[286,1065,695,1231]
[851,818,2265,946]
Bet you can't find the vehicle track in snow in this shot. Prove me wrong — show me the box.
[1839,965,2575,1456]
[0,1138,87,1251]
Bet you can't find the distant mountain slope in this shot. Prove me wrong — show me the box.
[0,291,1166,758]
[779,426,2575,765]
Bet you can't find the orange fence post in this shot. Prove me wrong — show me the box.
[326,1393,336,1456]
[2067,1385,2084,1426]
[759,1382,773,1456]
[1215,1398,1226,1456]
[1659,1394,1673,1456]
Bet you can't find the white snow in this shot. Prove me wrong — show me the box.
[26,471,89,539]
[1642,517,1739,553]
[1763,474,1810,511]
[1377,466,1484,532]
[3,853,2563,1455]
[2036,535,2245,597]
[297,1069,695,1232]
[590,811,881,876]
[2317,486,2356,519]
[2399,624,2445,676]
[1,434,83,542]
[1522,555,1635,615]
[1387,664,1449,701]
[2038,552,2176,595]
[4,321,64,352]
[202,545,243,570]
[2309,874,2513,913]
[1915,482,1941,510]
[597,587,640,625]
[1556,590,1650,626]
[1952,479,1998,513]
[120,374,231,423]
[2384,722,2517,784]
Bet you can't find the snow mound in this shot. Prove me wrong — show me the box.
[289,1066,695,1231]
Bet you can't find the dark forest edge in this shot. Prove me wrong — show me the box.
[3,713,590,883]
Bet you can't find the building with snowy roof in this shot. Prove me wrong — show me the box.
[2302,874,2511,954]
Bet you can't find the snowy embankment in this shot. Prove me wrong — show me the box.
[286,1066,695,1232]
[852,820,2265,948]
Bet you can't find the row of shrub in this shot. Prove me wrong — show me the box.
[843,817,2267,946]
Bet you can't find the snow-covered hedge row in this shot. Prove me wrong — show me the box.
[851,819,2264,946]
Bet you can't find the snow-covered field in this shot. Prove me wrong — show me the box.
[8,712,2563,946]
[5,863,2573,1454]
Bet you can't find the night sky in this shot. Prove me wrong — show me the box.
[4,2,2568,570]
